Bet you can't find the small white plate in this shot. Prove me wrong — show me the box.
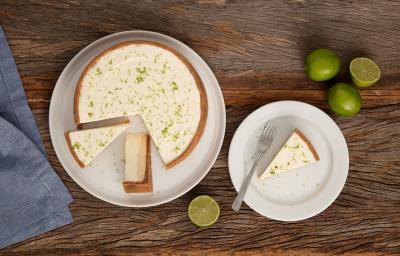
[229,101,348,221]
[49,31,226,207]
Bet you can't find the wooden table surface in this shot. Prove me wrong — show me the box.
[1,1,400,255]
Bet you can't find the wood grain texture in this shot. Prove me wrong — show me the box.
[0,0,400,255]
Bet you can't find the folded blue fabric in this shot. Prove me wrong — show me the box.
[0,26,73,249]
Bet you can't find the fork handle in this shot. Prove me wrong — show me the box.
[232,152,262,211]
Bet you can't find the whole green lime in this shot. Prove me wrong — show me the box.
[328,83,362,116]
[305,49,341,81]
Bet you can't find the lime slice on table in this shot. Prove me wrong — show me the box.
[350,57,380,87]
[188,195,220,227]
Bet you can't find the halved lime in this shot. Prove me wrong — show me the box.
[350,57,380,87]
[188,195,220,227]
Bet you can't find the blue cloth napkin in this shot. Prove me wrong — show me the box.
[0,26,73,249]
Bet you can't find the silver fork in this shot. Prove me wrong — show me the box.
[232,122,276,211]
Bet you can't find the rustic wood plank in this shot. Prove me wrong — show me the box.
[2,105,400,255]
[0,0,399,255]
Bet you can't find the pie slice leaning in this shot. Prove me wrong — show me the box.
[65,122,130,168]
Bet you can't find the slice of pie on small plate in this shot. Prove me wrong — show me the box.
[259,128,320,180]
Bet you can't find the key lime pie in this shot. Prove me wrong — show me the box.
[74,41,207,169]
[123,133,152,193]
[259,129,319,180]
[65,122,130,168]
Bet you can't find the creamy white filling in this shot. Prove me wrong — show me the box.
[259,131,318,180]
[68,123,129,166]
[78,43,201,164]
[125,133,147,182]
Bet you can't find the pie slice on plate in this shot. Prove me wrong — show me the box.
[259,129,319,180]
[122,133,153,193]
[65,122,129,168]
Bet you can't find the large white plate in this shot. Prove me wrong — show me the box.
[229,101,348,221]
[49,31,226,207]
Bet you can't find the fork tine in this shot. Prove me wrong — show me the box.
[271,126,277,138]
[266,123,274,137]
[264,126,269,137]
[262,122,270,136]
[266,124,275,140]
[270,124,276,135]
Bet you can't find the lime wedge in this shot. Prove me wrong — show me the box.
[350,57,380,87]
[188,195,220,227]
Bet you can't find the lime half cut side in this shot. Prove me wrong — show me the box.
[188,195,220,227]
[350,57,380,87]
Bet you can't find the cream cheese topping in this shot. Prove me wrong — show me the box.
[68,123,129,166]
[77,43,202,164]
[259,130,319,180]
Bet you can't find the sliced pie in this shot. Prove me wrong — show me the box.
[74,41,207,169]
[259,129,319,180]
[65,122,129,168]
[122,133,152,193]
